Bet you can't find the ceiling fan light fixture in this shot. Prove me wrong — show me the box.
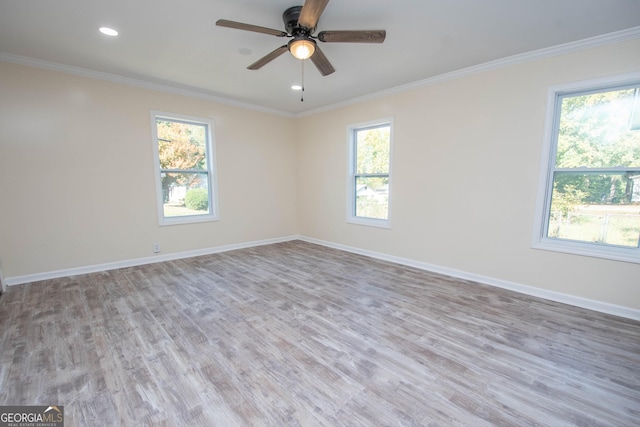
[288,38,315,60]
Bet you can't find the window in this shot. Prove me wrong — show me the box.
[348,120,392,227]
[534,76,640,263]
[151,112,219,225]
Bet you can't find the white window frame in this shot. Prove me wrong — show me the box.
[151,111,219,226]
[347,118,393,228]
[532,73,640,264]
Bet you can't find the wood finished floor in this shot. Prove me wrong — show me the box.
[0,241,639,426]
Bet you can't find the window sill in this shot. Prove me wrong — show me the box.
[159,214,219,227]
[347,217,391,229]
[532,238,640,264]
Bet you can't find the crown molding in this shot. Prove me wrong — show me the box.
[0,52,295,118]
[296,25,640,117]
[1,26,639,119]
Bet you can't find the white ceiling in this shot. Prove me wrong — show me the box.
[1,0,639,115]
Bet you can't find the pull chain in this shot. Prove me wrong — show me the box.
[300,59,305,102]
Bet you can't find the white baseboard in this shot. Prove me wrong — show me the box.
[5,235,299,287]
[298,236,640,321]
[5,234,639,321]
[0,266,5,293]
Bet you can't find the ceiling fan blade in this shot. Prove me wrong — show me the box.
[247,45,289,70]
[216,19,287,37]
[310,45,335,76]
[317,30,386,43]
[298,0,330,31]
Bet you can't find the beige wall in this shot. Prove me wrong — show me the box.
[1,37,639,311]
[0,62,298,278]
[296,39,640,310]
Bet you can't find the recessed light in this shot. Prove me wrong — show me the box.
[99,27,118,36]
[291,85,302,91]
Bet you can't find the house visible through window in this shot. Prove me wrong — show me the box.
[348,120,392,227]
[151,112,218,225]
[534,78,640,263]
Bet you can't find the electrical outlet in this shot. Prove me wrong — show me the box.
[153,243,161,253]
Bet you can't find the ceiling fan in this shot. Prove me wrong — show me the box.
[216,0,386,76]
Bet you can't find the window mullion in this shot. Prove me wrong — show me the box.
[553,167,639,174]
[161,169,208,174]
[355,173,389,178]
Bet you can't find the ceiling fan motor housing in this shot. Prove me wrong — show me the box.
[283,6,309,34]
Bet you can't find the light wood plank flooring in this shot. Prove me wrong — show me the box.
[1,240,639,426]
